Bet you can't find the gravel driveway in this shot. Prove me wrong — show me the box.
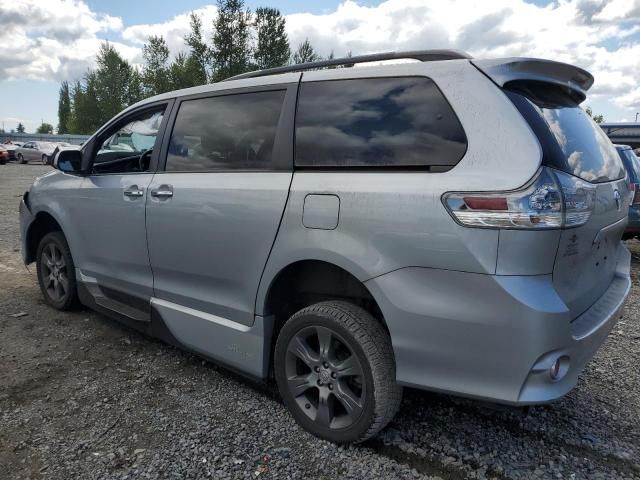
[1,163,639,480]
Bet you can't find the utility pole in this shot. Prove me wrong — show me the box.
[636,112,639,123]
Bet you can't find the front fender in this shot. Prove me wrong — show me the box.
[21,171,86,267]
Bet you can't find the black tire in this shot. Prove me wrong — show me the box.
[36,232,78,310]
[18,153,26,164]
[274,301,402,443]
[0,157,6,165]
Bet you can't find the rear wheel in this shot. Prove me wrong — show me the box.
[36,232,78,310]
[18,153,26,164]
[274,301,402,443]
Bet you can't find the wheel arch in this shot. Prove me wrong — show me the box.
[25,211,64,264]
[258,259,390,374]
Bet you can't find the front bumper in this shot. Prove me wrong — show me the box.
[19,196,36,264]
[365,244,631,405]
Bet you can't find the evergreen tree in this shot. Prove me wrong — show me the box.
[17,123,25,133]
[57,81,72,134]
[70,73,102,135]
[142,35,171,96]
[169,53,205,90]
[36,123,54,134]
[211,0,252,81]
[292,38,321,64]
[128,67,145,105]
[84,72,102,133]
[254,7,290,69]
[68,81,82,134]
[92,43,133,126]
[185,12,210,83]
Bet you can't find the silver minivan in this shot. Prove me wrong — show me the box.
[20,50,631,443]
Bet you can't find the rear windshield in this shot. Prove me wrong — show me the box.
[506,83,624,184]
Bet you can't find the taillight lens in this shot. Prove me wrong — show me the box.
[443,167,595,229]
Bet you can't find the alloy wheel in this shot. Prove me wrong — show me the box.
[40,242,69,302]
[284,325,366,430]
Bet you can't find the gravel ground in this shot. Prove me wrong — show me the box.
[1,162,639,480]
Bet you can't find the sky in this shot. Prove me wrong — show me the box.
[0,0,639,133]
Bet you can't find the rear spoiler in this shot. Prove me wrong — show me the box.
[471,58,594,103]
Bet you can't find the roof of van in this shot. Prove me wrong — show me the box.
[130,50,595,109]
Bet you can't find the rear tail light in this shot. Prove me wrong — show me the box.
[443,167,596,229]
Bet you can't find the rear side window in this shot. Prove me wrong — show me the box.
[166,90,285,172]
[506,83,624,183]
[295,77,467,169]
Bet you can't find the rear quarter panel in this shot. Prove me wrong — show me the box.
[256,61,542,316]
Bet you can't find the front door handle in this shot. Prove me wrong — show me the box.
[123,185,144,198]
[150,185,173,199]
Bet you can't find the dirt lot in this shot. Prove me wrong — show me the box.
[1,162,639,480]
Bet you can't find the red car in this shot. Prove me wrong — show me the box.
[0,145,8,165]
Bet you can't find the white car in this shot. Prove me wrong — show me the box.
[16,141,57,164]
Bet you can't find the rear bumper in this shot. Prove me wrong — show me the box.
[365,244,631,405]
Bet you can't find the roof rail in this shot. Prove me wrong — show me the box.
[224,49,472,82]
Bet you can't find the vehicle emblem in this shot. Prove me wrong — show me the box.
[613,190,621,211]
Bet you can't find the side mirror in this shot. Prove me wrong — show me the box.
[54,149,83,174]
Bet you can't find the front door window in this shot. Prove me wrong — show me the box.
[91,109,164,175]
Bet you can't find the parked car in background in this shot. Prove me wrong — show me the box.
[20,50,631,443]
[0,145,8,164]
[617,144,640,238]
[16,141,56,164]
[3,141,23,162]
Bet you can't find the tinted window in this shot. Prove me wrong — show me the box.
[506,86,624,183]
[166,90,285,172]
[295,77,467,168]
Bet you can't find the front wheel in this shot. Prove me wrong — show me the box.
[18,153,26,164]
[274,301,402,443]
[36,232,78,310]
